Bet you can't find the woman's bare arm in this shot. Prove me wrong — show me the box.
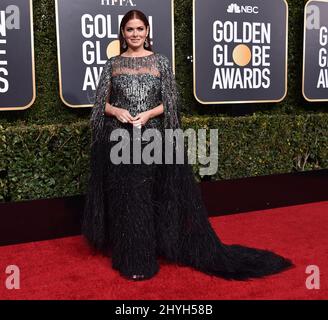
[104,102,117,117]
[148,103,164,119]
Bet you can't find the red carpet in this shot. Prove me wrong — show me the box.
[0,201,327,300]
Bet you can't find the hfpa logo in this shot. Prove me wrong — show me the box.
[227,3,259,14]
[101,0,136,6]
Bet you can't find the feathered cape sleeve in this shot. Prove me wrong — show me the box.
[158,54,182,131]
[82,58,113,250]
[90,59,113,144]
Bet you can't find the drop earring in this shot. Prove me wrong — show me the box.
[144,38,149,48]
[122,39,127,49]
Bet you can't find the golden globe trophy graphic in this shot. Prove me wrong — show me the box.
[233,44,252,67]
[193,0,288,104]
[106,39,121,59]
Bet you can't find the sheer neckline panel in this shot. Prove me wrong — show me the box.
[111,54,160,78]
[118,52,156,59]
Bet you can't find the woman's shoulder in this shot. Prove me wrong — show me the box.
[107,55,117,64]
[101,56,115,70]
[155,52,169,62]
[101,55,119,72]
[155,53,172,71]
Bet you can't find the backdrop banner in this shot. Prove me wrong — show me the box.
[193,0,288,104]
[55,0,175,107]
[303,0,328,101]
[0,0,35,111]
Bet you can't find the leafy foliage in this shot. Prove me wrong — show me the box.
[0,0,327,201]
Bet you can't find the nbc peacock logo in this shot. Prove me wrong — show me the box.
[227,3,241,13]
[227,3,259,14]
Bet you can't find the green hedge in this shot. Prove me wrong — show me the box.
[0,0,327,202]
[183,114,328,179]
[1,121,90,201]
[0,125,7,201]
[1,114,327,202]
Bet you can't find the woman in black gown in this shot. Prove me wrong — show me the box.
[82,10,293,281]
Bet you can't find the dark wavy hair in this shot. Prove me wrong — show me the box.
[119,10,153,54]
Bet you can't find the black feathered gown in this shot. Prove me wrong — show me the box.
[82,53,293,280]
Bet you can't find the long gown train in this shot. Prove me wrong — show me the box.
[82,53,293,280]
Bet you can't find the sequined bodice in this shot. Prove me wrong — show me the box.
[111,74,162,116]
[108,53,164,129]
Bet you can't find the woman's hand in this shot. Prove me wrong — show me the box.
[131,105,164,127]
[131,111,152,127]
[105,103,135,124]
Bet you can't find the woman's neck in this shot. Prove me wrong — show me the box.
[121,49,152,57]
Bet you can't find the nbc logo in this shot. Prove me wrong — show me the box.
[227,3,259,14]
[227,3,241,13]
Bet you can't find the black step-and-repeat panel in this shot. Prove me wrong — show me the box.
[193,0,288,104]
[55,0,175,107]
[1,1,328,111]
[303,0,328,101]
[0,0,35,110]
